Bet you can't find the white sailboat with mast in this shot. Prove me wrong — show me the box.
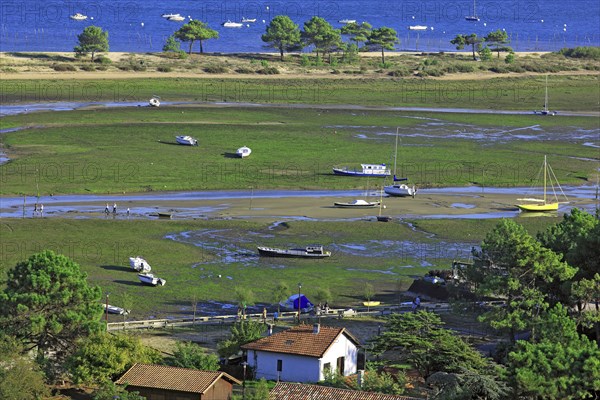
[534,75,557,115]
[384,128,416,198]
[516,155,568,212]
[465,0,480,21]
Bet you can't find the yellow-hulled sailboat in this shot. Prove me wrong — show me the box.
[516,155,568,212]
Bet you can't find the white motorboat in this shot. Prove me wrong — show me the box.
[129,256,152,273]
[409,25,428,30]
[168,15,185,21]
[236,146,252,158]
[70,13,88,20]
[384,128,417,197]
[138,273,166,286]
[222,20,244,28]
[162,13,182,19]
[149,96,160,107]
[334,199,380,208]
[339,19,357,24]
[332,163,390,176]
[241,17,256,23]
[103,304,130,315]
[176,135,198,146]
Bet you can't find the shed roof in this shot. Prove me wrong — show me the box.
[116,363,240,394]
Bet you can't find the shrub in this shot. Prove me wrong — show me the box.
[389,67,411,77]
[96,65,108,71]
[558,46,600,60]
[204,65,228,73]
[235,67,255,74]
[331,69,341,74]
[257,66,280,74]
[300,54,310,66]
[505,52,515,64]
[177,50,188,59]
[260,60,269,68]
[416,68,444,77]
[455,63,475,73]
[156,66,172,72]
[52,63,77,71]
[94,55,112,65]
[378,61,392,69]
[80,64,95,71]
[489,65,510,73]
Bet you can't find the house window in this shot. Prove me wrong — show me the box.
[323,362,331,377]
[277,359,283,372]
[337,356,345,375]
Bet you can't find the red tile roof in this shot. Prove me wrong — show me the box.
[115,363,241,394]
[241,324,360,358]
[270,382,424,400]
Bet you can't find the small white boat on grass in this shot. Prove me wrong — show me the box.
[138,273,166,286]
[236,146,252,158]
[103,304,130,315]
[176,135,198,146]
[409,25,428,30]
[70,13,88,20]
[222,20,244,27]
[334,199,380,208]
[129,256,151,273]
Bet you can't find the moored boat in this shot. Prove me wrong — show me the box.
[333,163,390,177]
[241,17,256,23]
[334,199,380,208]
[222,20,243,27]
[176,135,198,146]
[138,273,167,286]
[384,128,416,197]
[103,304,130,315]
[236,146,252,158]
[257,245,331,258]
[149,96,160,107]
[339,19,357,24]
[516,155,567,212]
[167,15,185,21]
[129,256,152,273]
[409,25,428,30]
[70,13,88,20]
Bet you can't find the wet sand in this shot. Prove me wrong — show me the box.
[5,189,596,221]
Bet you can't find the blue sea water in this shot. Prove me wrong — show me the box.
[0,0,598,53]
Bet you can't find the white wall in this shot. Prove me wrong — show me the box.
[248,350,321,382]
[247,333,358,383]
[319,334,358,380]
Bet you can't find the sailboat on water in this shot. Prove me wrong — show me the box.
[465,0,480,21]
[516,155,568,212]
[533,75,557,115]
[384,128,416,198]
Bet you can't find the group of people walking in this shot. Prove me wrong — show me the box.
[104,203,130,216]
[33,203,44,216]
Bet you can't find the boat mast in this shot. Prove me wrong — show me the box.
[543,155,547,203]
[393,127,399,177]
[544,75,549,112]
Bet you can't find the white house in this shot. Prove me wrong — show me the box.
[241,323,360,383]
